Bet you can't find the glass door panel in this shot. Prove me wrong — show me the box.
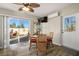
[8,17,30,45]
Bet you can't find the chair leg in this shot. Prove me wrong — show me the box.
[46,50,47,55]
[36,43,37,49]
[29,42,31,50]
[37,51,38,55]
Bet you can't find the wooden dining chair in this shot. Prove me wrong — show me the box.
[29,33,37,50]
[37,34,48,55]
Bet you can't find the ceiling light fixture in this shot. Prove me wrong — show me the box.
[22,7,30,11]
[22,6,34,12]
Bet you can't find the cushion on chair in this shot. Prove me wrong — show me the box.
[31,37,37,43]
[47,36,52,44]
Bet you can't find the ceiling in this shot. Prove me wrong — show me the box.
[0,3,71,17]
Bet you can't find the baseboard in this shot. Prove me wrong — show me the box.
[53,42,61,46]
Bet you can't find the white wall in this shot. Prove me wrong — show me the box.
[61,3,79,16]
[41,16,61,45]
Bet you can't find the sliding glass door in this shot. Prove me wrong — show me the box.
[8,17,30,45]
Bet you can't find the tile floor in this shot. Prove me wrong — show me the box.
[0,41,78,56]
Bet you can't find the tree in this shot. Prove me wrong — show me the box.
[10,24,13,28]
[12,23,16,28]
[10,23,16,28]
[20,23,24,28]
[17,25,21,28]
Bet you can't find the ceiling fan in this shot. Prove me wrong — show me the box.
[14,3,40,12]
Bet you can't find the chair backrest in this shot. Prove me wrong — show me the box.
[37,34,47,52]
[49,32,54,39]
[37,34,47,42]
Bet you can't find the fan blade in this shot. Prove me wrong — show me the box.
[13,3,23,5]
[28,7,34,12]
[13,3,29,6]
[29,8,34,12]
[23,3,29,7]
[30,3,40,8]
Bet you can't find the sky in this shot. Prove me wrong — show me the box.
[9,18,29,28]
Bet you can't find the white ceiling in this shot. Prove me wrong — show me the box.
[0,3,71,17]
